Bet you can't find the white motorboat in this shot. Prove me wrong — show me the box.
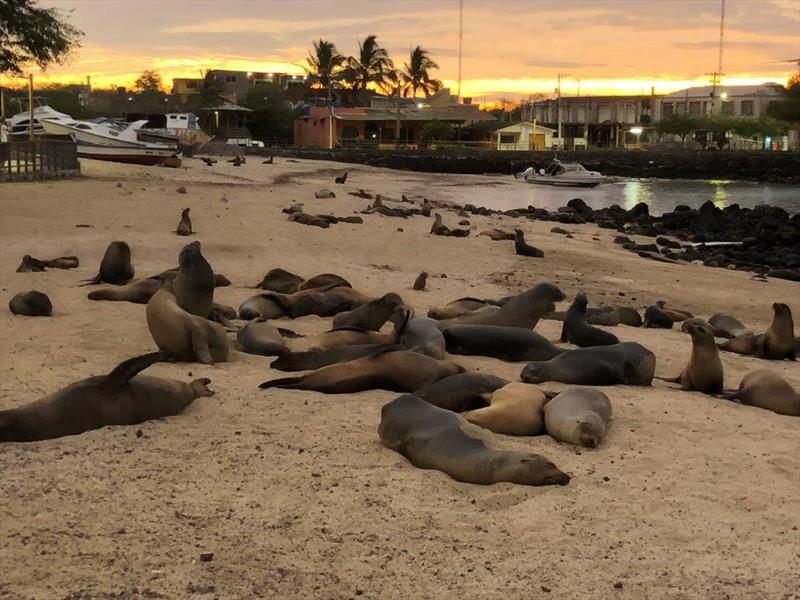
[516,159,604,188]
[6,98,73,138]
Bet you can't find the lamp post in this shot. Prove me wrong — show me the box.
[629,126,643,149]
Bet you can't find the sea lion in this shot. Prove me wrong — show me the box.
[427,297,491,320]
[463,382,547,436]
[437,283,565,330]
[413,272,428,291]
[378,394,570,486]
[415,373,509,412]
[709,312,751,339]
[288,327,398,353]
[586,307,620,327]
[45,256,80,270]
[443,324,564,362]
[332,293,405,331]
[237,319,288,357]
[616,306,643,327]
[657,323,723,393]
[254,268,304,293]
[176,208,192,236]
[81,241,134,286]
[146,287,229,364]
[395,316,446,359]
[297,273,352,291]
[560,293,620,347]
[643,301,674,329]
[239,293,285,320]
[283,286,373,318]
[544,388,612,448]
[514,229,544,258]
[719,303,796,360]
[521,342,656,386]
[17,255,79,272]
[258,348,463,393]
[430,213,448,235]
[88,276,164,304]
[0,352,213,442]
[680,317,710,333]
[660,305,693,322]
[270,343,399,371]
[173,241,215,318]
[289,211,332,228]
[420,199,432,217]
[479,229,514,241]
[721,369,799,416]
[9,291,52,316]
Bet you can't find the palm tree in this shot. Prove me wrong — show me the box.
[401,46,442,98]
[305,39,346,102]
[343,35,394,96]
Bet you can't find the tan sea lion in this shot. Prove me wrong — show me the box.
[560,292,620,347]
[395,316,446,359]
[708,313,751,339]
[719,303,795,360]
[287,327,398,353]
[81,241,134,286]
[88,276,164,304]
[0,352,213,442]
[378,394,570,486]
[721,369,799,416]
[176,208,192,236]
[173,241,215,318]
[427,297,491,320]
[416,372,509,412]
[463,382,547,436]
[544,388,612,448]
[258,348,463,393]
[9,291,53,316]
[479,229,514,241]
[332,293,404,331]
[270,343,400,371]
[146,287,229,364]
[237,319,288,356]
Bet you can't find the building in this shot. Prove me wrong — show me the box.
[172,78,202,103]
[494,122,556,151]
[294,89,494,147]
[171,71,307,104]
[658,83,784,120]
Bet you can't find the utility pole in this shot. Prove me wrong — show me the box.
[457,0,464,99]
[709,0,726,114]
[28,74,34,142]
[556,73,569,146]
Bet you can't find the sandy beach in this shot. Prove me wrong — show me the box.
[1,157,798,599]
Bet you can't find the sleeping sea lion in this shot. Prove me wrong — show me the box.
[378,394,570,486]
[616,306,643,327]
[332,293,405,331]
[643,301,674,329]
[17,255,80,272]
[560,293,620,347]
[0,352,213,442]
[176,208,192,236]
[146,287,229,364]
[270,343,399,372]
[463,382,547,436]
[297,273,351,291]
[479,229,515,241]
[395,316,446,359]
[721,369,799,416]
[81,241,134,286]
[427,297,491,320]
[708,313,751,339]
[521,342,655,386]
[443,324,563,362]
[254,268,304,293]
[719,303,795,360]
[544,388,612,448]
[237,319,288,356]
[9,291,53,316]
[173,241,215,318]
[415,373,509,412]
[258,348,463,394]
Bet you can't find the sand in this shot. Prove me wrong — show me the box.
[1,157,798,600]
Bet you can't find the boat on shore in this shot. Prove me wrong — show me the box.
[516,159,604,188]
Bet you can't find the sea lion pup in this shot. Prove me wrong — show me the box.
[709,312,751,339]
[297,273,352,291]
[393,315,446,359]
[88,276,164,304]
[544,388,612,448]
[254,268,304,293]
[643,301,674,329]
[176,208,192,236]
[436,283,565,330]
[239,293,286,320]
[332,293,405,331]
[560,292,620,347]
[173,241,215,318]
[443,324,564,362]
[720,369,799,416]
[378,394,570,487]
[9,291,53,316]
[81,241,134,286]
[420,198,432,217]
[0,352,214,443]
[45,256,80,269]
[514,229,544,258]
[17,255,79,272]
[334,171,348,184]
[463,382,548,436]
[720,303,796,361]
[413,272,428,291]
[258,348,463,393]
[427,297,491,320]
[146,287,229,364]
[415,372,509,412]
[430,213,449,236]
[479,228,515,241]
[237,319,288,357]
[521,342,656,386]
[657,323,723,393]
[271,343,399,371]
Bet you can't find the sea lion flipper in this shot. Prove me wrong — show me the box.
[277,327,303,338]
[189,321,215,364]
[79,274,102,286]
[102,352,165,388]
[258,376,303,389]
[654,375,681,384]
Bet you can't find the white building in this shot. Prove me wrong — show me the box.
[494,121,556,151]
[659,83,784,120]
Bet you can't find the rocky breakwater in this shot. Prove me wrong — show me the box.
[463,199,800,281]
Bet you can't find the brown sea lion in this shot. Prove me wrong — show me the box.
[544,388,612,448]
[45,256,80,270]
[282,286,373,318]
[176,208,192,236]
[479,229,515,241]
[463,382,547,436]
[560,293,620,347]
[287,327,398,353]
[297,273,352,291]
[521,342,655,386]
[514,229,544,258]
[173,241,215,318]
[443,324,563,362]
[254,268,304,293]
[81,241,134,286]
[237,319,288,356]
[643,301,674,329]
[427,297,491,320]
[378,394,570,486]
[146,287,229,364]
[395,316,446,359]
[415,373,509,412]
[413,272,428,291]
[88,276,164,304]
[258,348,463,393]
[332,293,404,331]
[708,313,751,339]
[719,303,796,360]
[721,369,799,416]
[270,343,400,371]
[9,291,53,316]
[437,283,565,330]
[0,352,213,442]
[430,213,448,235]
[17,255,79,272]
[616,306,643,327]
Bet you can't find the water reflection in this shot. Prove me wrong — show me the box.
[711,180,729,209]
[623,180,653,210]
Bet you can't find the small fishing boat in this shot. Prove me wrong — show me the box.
[516,159,604,188]
[5,99,73,138]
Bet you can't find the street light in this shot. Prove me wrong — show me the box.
[630,126,643,148]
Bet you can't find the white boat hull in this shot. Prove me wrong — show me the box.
[524,176,603,188]
[77,145,177,165]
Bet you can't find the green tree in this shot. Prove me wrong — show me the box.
[765,74,800,123]
[696,114,735,149]
[196,71,225,107]
[401,46,442,98]
[242,84,301,141]
[732,116,784,139]
[305,39,346,102]
[342,35,394,99]
[133,70,163,94]
[656,113,699,149]
[419,119,454,147]
[0,0,82,75]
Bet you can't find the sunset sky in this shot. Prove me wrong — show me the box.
[4,0,799,100]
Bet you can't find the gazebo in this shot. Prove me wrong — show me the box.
[200,102,253,143]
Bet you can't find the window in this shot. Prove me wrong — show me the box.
[741,100,754,116]
[676,101,686,114]
[662,102,674,118]
[688,101,702,115]
[186,81,197,89]
[721,101,734,115]
[499,133,516,144]
[225,75,238,84]
[703,101,711,114]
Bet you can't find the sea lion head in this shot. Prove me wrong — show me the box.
[655,300,666,308]
[520,362,546,384]
[181,207,190,218]
[190,378,214,399]
[574,292,589,310]
[178,241,202,267]
[501,454,570,486]
[772,302,793,322]
[686,322,715,345]
[576,413,606,448]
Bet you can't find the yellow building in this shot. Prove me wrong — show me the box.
[494,121,556,151]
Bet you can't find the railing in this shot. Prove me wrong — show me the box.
[206,126,252,140]
[1,139,81,181]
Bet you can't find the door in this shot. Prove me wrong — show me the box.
[530,133,546,151]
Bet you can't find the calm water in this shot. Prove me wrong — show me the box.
[453,179,800,216]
